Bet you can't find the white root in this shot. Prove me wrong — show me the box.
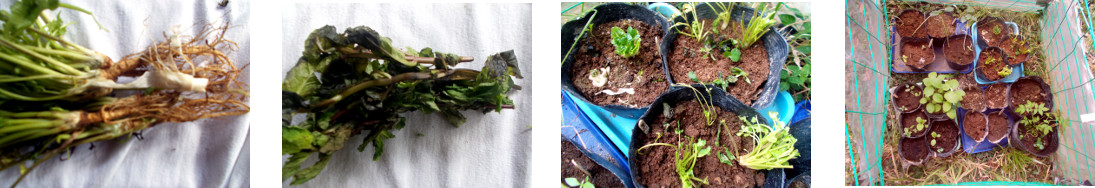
[87,69,207,92]
[599,88,634,95]
[589,67,609,87]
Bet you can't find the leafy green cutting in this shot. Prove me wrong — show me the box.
[563,177,595,188]
[676,137,712,188]
[904,117,928,137]
[739,3,783,48]
[736,111,799,170]
[997,65,1012,77]
[610,26,641,58]
[919,72,965,119]
[282,26,522,185]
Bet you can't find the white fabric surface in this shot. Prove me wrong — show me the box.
[281,3,531,187]
[0,0,251,187]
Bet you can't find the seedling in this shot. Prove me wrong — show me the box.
[992,25,1002,35]
[563,177,595,188]
[997,67,1012,77]
[688,71,699,82]
[717,150,736,167]
[723,46,741,62]
[1015,101,1049,116]
[673,3,711,46]
[919,72,965,119]
[902,55,909,63]
[736,112,799,170]
[930,132,940,146]
[739,3,783,48]
[904,117,928,137]
[610,26,641,58]
[676,137,712,188]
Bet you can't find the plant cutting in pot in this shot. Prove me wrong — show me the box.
[962,110,988,143]
[1007,76,1052,114]
[927,118,959,157]
[891,82,923,113]
[562,3,669,111]
[900,37,934,71]
[630,85,794,188]
[975,47,1010,81]
[943,34,975,70]
[894,9,928,38]
[919,72,964,119]
[998,35,1030,66]
[1010,101,1059,156]
[976,17,1009,47]
[984,83,1008,109]
[985,110,1010,144]
[281,26,523,185]
[959,85,985,112]
[663,2,787,108]
[562,140,626,188]
[900,109,930,138]
[925,10,956,39]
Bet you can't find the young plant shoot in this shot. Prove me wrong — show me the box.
[0,0,250,186]
[610,26,641,58]
[735,111,799,170]
[919,72,965,119]
[281,25,522,185]
[739,3,783,49]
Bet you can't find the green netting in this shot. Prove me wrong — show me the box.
[846,0,1095,185]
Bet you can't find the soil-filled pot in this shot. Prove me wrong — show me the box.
[662,3,788,109]
[561,3,671,118]
[890,83,923,113]
[962,110,988,143]
[985,83,1008,109]
[785,173,810,188]
[925,11,957,39]
[629,84,776,188]
[959,84,985,112]
[927,118,960,157]
[900,109,930,138]
[943,34,976,70]
[899,135,930,165]
[894,9,928,38]
[985,110,1013,144]
[976,17,1010,47]
[899,37,935,71]
[974,47,1011,82]
[1009,114,1060,157]
[999,35,1029,66]
[1007,76,1053,114]
[562,140,630,188]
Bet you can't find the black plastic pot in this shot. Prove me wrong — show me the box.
[784,172,810,188]
[628,84,775,188]
[660,3,787,110]
[1009,116,1059,157]
[1000,35,1029,66]
[895,9,927,38]
[975,17,1008,48]
[959,84,985,112]
[1006,76,1053,115]
[961,110,989,143]
[563,137,634,188]
[944,34,976,70]
[787,117,811,176]
[561,3,671,118]
[972,47,1011,82]
[927,118,960,157]
[898,136,930,166]
[900,108,931,138]
[986,109,1016,145]
[889,83,923,114]
[926,12,957,39]
[898,37,935,72]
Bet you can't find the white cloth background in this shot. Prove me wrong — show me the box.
[281,3,531,187]
[0,0,251,187]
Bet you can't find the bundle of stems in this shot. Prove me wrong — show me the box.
[281,25,522,185]
[0,0,250,186]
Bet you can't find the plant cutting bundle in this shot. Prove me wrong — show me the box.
[281,25,522,185]
[0,0,249,186]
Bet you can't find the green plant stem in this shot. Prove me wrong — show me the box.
[305,69,481,111]
[0,52,65,76]
[0,37,84,75]
[562,9,597,65]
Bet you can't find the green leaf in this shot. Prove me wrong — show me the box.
[565,178,580,187]
[282,153,309,181]
[611,26,642,58]
[726,47,741,62]
[291,154,332,185]
[689,71,699,82]
[947,110,957,119]
[927,103,938,113]
[944,92,958,103]
[932,93,943,103]
[942,102,951,112]
[795,45,810,54]
[923,87,935,97]
[779,14,796,25]
[283,127,315,155]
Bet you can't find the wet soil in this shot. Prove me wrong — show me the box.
[668,20,769,106]
[999,36,1028,66]
[962,111,987,141]
[987,111,1009,142]
[960,85,985,112]
[926,12,956,38]
[1009,79,1047,109]
[895,10,928,38]
[929,119,958,154]
[570,20,668,107]
[562,141,626,187]
[977,48,1008,81]
[894,84,922,112]
[900,135,929,163]
[634,100,764,187]
[985,83,1008,109]
[977,19,1009,47]
[943,35,975,65]
[901,39,934,69]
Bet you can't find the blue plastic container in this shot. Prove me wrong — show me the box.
[564,91,640,157]
[970,21,1024,84]
[757,91,796,126]
[957,108,1013,153]
[562,91,635,188]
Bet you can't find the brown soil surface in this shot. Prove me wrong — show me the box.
[901,110,929,137]
[926,12,956,38]
[977,48,1008,81]
[894,84,921,112]
[999,36,1028,65]
[1009,79,1047,108]
[960,86,985,111]
[929,119,958,154]
[985,83,1008,109]
[562,141,625,187]
[570,20,668,107]
[977,19,1009,47]
[900,136,929,163]
[944,35,975,65]
[901,39,934,69]
[963,111,987,141]
[987,112,1009,142]
[895,10,928,38]
[667,20,769,106]
[634,100,763,187]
